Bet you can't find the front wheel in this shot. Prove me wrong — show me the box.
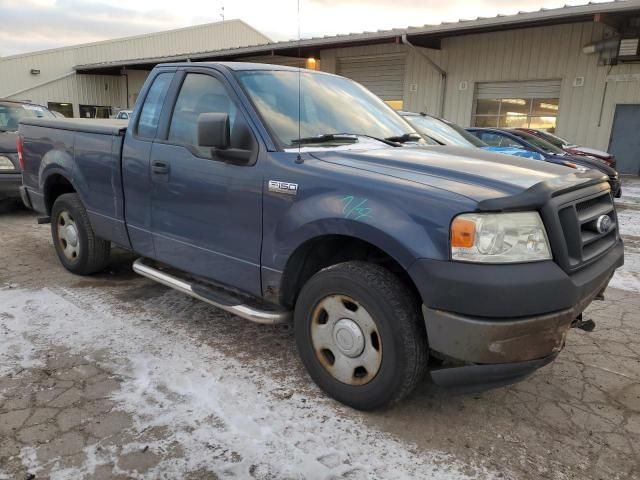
[294,261,427,410]
[51,193,110,275]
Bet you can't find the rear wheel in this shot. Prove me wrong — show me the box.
[294,261,427,410]
[51,193,110,275]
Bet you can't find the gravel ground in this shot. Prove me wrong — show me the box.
[1,178,639,480]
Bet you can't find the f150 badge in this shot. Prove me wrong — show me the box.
[268,180,298,195]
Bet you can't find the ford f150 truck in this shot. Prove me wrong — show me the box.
[18,63,624,410]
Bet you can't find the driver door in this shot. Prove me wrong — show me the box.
[149,70,263,296]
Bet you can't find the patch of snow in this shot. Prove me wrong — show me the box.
[609,247,640,294]
[0,287,45,376]
[616,177,640,208]
[616,207,640,238]
[0,287,491,480]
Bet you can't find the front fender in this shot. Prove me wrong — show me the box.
[263,189,448,272]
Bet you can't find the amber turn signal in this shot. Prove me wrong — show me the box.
[451,217,476,248]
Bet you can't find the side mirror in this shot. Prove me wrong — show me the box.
[197,112,230,149]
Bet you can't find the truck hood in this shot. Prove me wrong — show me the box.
[311,145,603,202]
[0,130,17,153]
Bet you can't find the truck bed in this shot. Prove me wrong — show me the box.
[19,117,130,248]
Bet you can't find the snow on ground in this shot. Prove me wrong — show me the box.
[608,247,640,293]
[616,206,640,238]
[611,177,640,293]
[0,286,491,480]
[617,176,640,208]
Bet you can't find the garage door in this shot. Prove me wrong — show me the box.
[337,54,406,107]
[473,80,562,131]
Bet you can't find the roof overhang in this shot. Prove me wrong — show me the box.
[75,1,640,75]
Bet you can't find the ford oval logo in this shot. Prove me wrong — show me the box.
[596,215,612,234]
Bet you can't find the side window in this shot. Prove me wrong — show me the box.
[137,73,173,139]
[479,132,507,147]
[497,136,524,148]
[168,74,238,154]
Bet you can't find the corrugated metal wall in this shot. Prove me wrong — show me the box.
[320,42,444,115]
[0,20,270,116]
[7,75,126,118]
[337,54,407,100]
[320,21,640,151]
[436,22,619,148]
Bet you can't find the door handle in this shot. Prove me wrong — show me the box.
[151,161,170,174]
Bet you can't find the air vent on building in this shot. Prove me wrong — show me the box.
[619,38,640,58]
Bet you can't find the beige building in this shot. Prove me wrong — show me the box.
[0,20,270,118]
[1,1,640,172]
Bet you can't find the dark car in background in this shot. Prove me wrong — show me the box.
[516,127,616,168]
[0,100,55,203]
[468,127,621,197]
[400,112,544,160]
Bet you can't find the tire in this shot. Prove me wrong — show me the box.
[294,261,427,410]
[51,193,110,275]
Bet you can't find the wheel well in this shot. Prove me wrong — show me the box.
[45,174,76,215]
[280,235,420,309]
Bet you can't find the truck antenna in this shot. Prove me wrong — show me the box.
[296,0,303,164]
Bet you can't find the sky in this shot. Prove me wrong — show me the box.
[0,0,613,57]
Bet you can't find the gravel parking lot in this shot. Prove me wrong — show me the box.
[1,178,639,480]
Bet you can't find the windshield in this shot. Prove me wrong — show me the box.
[0,102,54,131]
[530,129,571,148]
[404,114,487,148]
[508,129,565,155]
[236,70,416,148]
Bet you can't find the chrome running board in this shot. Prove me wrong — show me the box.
[133,258,290,325]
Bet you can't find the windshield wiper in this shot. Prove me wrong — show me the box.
[291,134,358,145]
[385,132,422,143]
[291,133,401,148]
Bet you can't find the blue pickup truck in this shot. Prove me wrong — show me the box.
[18,63,624,410]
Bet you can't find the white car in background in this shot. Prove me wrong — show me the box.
[115,110,133,120]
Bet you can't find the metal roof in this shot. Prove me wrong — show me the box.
[75,0,640,74]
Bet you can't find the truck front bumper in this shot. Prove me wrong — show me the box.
[410,241,624,392]
[0,173,22,200]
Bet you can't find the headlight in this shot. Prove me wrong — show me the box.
[0,155,16,171]
[451,212,551,263]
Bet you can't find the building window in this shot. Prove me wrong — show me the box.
[47,102,73,118]
[473,97,559,132]
[79,105,113,119]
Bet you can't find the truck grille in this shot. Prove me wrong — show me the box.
[557,190,617,269]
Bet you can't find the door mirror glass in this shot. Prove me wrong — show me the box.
[197,112,230,149]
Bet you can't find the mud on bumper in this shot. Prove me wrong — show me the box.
[416,241,624,392]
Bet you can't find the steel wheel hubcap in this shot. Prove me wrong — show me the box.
[57,210,80,261]
[333,319,365,357]
[311,295,382,386]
